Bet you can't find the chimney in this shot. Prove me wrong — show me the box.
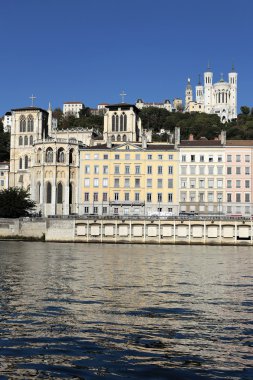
[189,133,194,141]
[174,127,180,147]
[220,130,226,145]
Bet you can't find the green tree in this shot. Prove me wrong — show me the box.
[240,106,250,115]
[0,187,36,218]
[0,120,10,161]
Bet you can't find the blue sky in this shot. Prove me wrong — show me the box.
[0,0,252,115]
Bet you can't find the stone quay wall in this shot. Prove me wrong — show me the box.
[1,217,253,245]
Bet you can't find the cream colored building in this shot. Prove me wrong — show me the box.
[63,102,84,118]
[136,99,172,112]
[0,162,9,190]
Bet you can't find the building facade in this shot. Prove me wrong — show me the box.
[63,102,84,118]
[0,162,9,190]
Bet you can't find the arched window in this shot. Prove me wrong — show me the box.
[115,115,119,131]
[19,136,23,146]
[46,148,53,163]
[69,183,73,204]
[57,148,65,163]
[57,182,63,204]
[30,135,33,145]
[111,135,115,141]
[123,113,127,131]
[24,136,28,145]
[37,148,42,163]
[120,114,124,131]
[37,182,41,203]
[112,113,116,131]
[19,157,22,169]
[117,134,121,142]
[46,182,52,203]
[24,155,29,169]
[123,134,127,142]
[27,115,34,132]
[69,148,74,164]
[19,115,26,132]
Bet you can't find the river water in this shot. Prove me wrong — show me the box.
[0,242,252,379]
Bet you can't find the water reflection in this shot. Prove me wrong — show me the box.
[0,242,252,379]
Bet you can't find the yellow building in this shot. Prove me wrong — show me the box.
[79,142,179,216]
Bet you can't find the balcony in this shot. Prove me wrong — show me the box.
[109,201,145,206]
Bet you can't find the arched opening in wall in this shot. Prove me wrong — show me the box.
[46,182,52,203]
[37,182,41,203]
[123,112,127,131]
[111,135,115,142]
[69,148,74,164]
[117,135,121,142]
[27,115,34,132]
[120,114,124,131]
[115,114,119,131]
[46,147,53,163]
[123,134,127,142]
[37,148,42,163]
[24,136,28,145]
[19,157,22,169]
[112,113,116,131]
[57,148,65,163]
[57,182,63,204]
[19,136,23,146]
[19,115,26,132]
[24,155,29,169]
[30,135,33,145]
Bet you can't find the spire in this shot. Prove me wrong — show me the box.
[206,61,212,72]
[231,63,235,72]
[48,101,52,111]
[186,77,192,89]
[220,73,224,82]
[198,74,201,85]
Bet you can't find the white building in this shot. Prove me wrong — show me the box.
[185,66,237,122]
[136,99,172,112]
[3,112,12,132]
[63,102,84,118]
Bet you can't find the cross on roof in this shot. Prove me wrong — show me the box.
[120,90,127,103]
[29,94,36,107]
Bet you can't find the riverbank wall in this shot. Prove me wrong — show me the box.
[0,217,253,245]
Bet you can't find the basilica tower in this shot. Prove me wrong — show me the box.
[185,78,193,109]
[204,64,213,113]
[228,65,238,119]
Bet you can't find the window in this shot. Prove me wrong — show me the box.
[199,166,205,175]
[125,154,130,160]
[245,167,250,175]
[182,155,186,162]
[199,192,204,202]
[227,155,232,162]
[85,165,90,174]
[200,155,204,162]
[135,154,140,160]
[135,192,140,201]
[191,155,195,162]
[19,115,26,132]
[157,179,163,188]
[180,192,186,202]
[124,178,130,187]
[19,136,23,145]
[102,178,108,187]
[158,154,163,160]
[148,154,152,160]
[24,155,29,169]
[93,178,99,187]
[208,192,214,202]
[125,165,130,174]
[181,166,187,175]
[168,179,173,188]
[190,166,196,175]
[94,165,99,174]
[46,182,52,204]
[147,193,152,202]
[135,165,140,174]
[94,154,99,160]
[208,166,214,175]
[245,180,250,188]
[135,178,140,188]
[227,193,232,202]
[115,154,120,160]
[103,154,108,160]
[236,180,241,188]
[217,166,223,175]
[85,154,90,159]
[199,179,205,188]
[227,180,232,188]
[19,157,22,169]
[168,154,173,160]
[245,155,250,162]
[84,192,89,201]
[114,193,119,201]
[190,179,196,188]
[84,178,90,187]
[157,193,162,202]
[236,193,241,202]
[217,179,223,188]
[147,179,152,187]
[245,193,250,203]
[181,178,187,188]
[158,166,163,174]
[114,178,120,187]
[103,165,108,174]
[147,165,152,174]
[236,155,241,162]
[114,208,119,214]
[93,207,98,214]
[236,167,241,175]
[218,155,222,162]
[125,192,130,201]
[168,193,173,202]
[168,166,173,174]
[190,192,196,202]
[93,192,98,202]
[84,207,89,214]
[30,136,33,145]
[227,167,232,175]
[102,193,108,202]
[114,165,120,174]
[209,155,213,162]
